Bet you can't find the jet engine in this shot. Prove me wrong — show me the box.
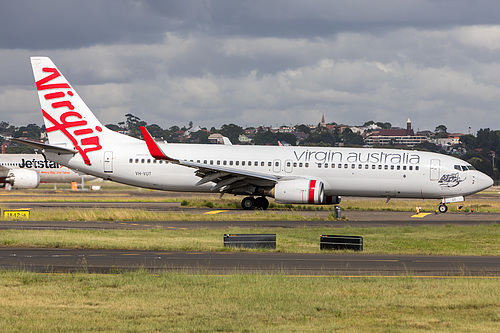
[272,179,324,204]
[1,169,40,189]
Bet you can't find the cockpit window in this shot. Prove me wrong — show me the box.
[455,164,476,171]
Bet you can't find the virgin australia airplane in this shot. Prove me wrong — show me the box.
[15,57,493,212]
[0,153,96,189]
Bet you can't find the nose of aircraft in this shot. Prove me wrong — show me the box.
[477,171,494,191]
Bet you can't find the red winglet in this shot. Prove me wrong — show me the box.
[140,126,175,161]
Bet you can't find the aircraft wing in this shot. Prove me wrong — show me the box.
[140,126,279,194]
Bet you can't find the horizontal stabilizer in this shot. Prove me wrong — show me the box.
[11,138,77,155]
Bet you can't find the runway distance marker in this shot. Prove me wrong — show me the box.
[3,209,30,219]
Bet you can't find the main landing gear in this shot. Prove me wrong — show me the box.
[241,196,269,210]
[438,204,448,213]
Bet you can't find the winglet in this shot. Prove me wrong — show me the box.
[139,126,177,161]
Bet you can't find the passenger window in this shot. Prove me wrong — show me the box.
[391,165,394,170]
[254,161,258,166]
[403,166,406,170]
[223,161,227,165]
[397,165,400,170]
[324,164,328,168]
[293,163,297,167]
[204,160,207,164]
[416,166,419,170]
[135,159,139,163]
[153,160,157,164]
[242,161,245,166]
[299,163,303,167]
[141,159,145,163]
[351,164,355,169]
[365,165,368,169]
[275,162,279,167]
[331,164,335,168]
[159,160,163,164]
[384,165,388,170]
[287,162,291,167]
[269,162,272,167]
[129,158,133,163]
[305,163,309,167]
[344,164,348,169]
[409,166,413,170]
[318,164,322,168]
[358,164,362,169]
[378,165,382,169]
[217,160,220,165]
[338,164,342,169]
[236,161,239,166]
[210,160,213,165]
[197,160,200,163]
[372,165,375,169]
[229,161,233,166]
[261,162,264,166]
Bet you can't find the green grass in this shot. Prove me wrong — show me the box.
[0,270,498,332]
[1,224,498,256]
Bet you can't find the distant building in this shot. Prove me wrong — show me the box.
[208,133,225,144]
[365,118,428,147]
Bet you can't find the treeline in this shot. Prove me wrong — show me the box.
[2,115,500,179]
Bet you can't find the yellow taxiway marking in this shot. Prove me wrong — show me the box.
[411,213,432,218]
[204,210,228,215]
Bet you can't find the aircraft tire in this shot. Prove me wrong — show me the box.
[242,197,255,210]
[254,197,269,210]
[438,204,448,213]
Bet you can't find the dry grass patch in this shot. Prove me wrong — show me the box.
[0,270,498,332]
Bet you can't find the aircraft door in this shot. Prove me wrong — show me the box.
[104,151,113,173]
[284,159,293,173]
[430,159,440,180]
[273,159,281,173]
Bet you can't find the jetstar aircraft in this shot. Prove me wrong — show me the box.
[0,153,97,189]
[15,57,493,212]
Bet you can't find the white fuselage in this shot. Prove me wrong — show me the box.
[44,131,493,200]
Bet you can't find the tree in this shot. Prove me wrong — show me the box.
[341,128,364,146]
[434,125,448,138]
[219,124,244,144]
[295,124,311,134]
[376,122,391,129]
[105,124,121,132]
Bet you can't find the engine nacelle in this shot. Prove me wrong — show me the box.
[3,169,40,189]
[273,179,324,204]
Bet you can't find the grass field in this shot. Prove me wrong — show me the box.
[0,270,498,332]
[1,186,499,331]
[1,224,499,256]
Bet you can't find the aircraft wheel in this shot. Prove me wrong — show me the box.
[438,204,448,213]
[254,197,269,210]
[241,197,255,210]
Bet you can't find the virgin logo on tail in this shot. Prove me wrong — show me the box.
[37,67,102,165]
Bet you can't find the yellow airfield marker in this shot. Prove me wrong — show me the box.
[411,213,432,218]
[204,210,228,215]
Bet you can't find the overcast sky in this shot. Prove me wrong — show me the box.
[2,0,500,133]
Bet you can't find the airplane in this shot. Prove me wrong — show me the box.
[0,153,97,189]
[14,56,493,212]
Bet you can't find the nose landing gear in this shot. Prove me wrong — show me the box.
[438,204,448,213]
